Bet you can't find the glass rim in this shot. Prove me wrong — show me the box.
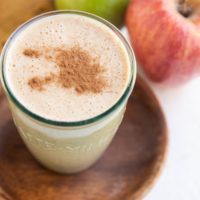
[1,10,136,127]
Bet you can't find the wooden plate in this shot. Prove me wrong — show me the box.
[0,76,167,200]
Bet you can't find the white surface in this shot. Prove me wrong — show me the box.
[122,28,200,200]
[144,77,200,200]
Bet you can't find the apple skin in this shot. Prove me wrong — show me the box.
[126,0,200,85]
[55,0,129,28]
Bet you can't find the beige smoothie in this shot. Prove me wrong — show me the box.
[1,11,135,173]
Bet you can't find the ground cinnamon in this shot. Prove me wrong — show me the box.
[28,73,56,91]
[23,49,40,58]
[28,76,44,91]
[24,46,107,94]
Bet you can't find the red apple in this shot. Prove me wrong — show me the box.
[126,0,200,85]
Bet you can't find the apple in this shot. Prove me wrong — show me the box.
[55,0,129,28]
[126,0,200,85]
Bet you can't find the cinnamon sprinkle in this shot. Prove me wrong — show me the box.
[24,46,107,94]
[28,76,44,91]
[23,49,40,58]
[28,73,56,91]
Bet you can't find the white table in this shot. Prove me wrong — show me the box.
[122,28,200,200]
[144,77,200,200]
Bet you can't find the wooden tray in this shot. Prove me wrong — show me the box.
[0,77,167,200]
[0,0,167,199]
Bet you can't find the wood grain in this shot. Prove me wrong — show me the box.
[0,77,168,200]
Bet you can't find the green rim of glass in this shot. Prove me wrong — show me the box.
[1,10,136,127]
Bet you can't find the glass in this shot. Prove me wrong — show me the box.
[0,11,136,173]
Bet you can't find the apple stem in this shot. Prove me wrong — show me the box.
[178,0,193,18]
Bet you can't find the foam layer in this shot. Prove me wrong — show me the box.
[5,14,130,122]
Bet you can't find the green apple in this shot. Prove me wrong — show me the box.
[54,0,129,27]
